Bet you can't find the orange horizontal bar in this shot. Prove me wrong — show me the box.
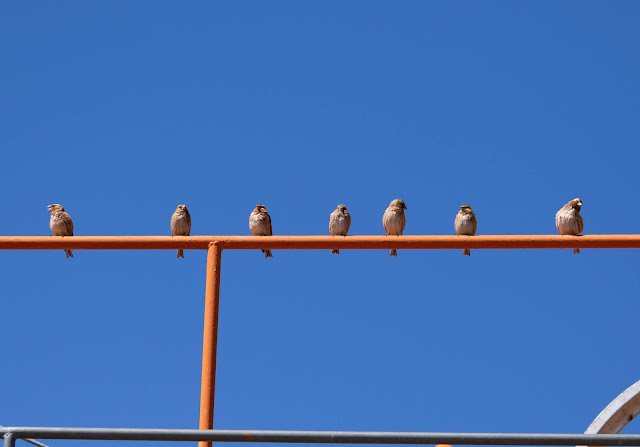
[0,235,638,250]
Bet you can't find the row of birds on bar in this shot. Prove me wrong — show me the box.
[46,198,585,259]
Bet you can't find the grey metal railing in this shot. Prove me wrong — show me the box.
[3,428,640,447]
[0,427,48,447]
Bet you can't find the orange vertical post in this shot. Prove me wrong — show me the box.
[199,242,222,447]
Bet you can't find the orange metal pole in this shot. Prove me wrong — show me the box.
[0,235,638,250]
[214,234,640,250]
[0,236,213,250]
[1,233,638,439]
[199,242,222,447]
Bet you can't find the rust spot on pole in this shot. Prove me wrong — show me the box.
[199,242,222,447]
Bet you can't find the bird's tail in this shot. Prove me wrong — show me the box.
[463,249,471,256]
[332,249,340,255]
[573,248,580,254]
[177,249,184,258]
[390,249,397,257]
[65,249,73,258]
[263,249,273,258]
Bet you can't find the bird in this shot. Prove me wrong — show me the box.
[382,199,407,257]
[170,204,192,258]
[249,204,273,258]
[329,204,351,254]
[47,204,74,258]
[555,198,584,254]
[454,204,477,256]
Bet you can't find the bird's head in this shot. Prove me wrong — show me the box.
[569,198,582,211]
[389,199,407,210]
[47,204,64,213]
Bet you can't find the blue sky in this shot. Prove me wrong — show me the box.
[1,2,639,447]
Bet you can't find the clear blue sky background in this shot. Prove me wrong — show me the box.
[2,2,639,447]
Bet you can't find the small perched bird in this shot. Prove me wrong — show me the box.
[454,204,477,256]
[170,204,192,259]
[382,199,407,257]
[329,204,351,254]
[249,204,273,258]
[556,198,584,254]
[47,204,74,258]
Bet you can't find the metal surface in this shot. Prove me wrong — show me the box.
[0,235,639,251]
[21,438,49,447]
[0,427,48,447]
[199,242,222,447]
[2,235,638,440]
[578,380,640,447]
[2,427,640,445]
[3,433,14,447]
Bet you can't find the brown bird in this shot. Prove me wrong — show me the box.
[454,204,478,256]
[170,204,192,258]
[382,199,407,257]
[249,204,273,258]
[556,198,584,254]
[329,204,351,254]
[47,203,74,258]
